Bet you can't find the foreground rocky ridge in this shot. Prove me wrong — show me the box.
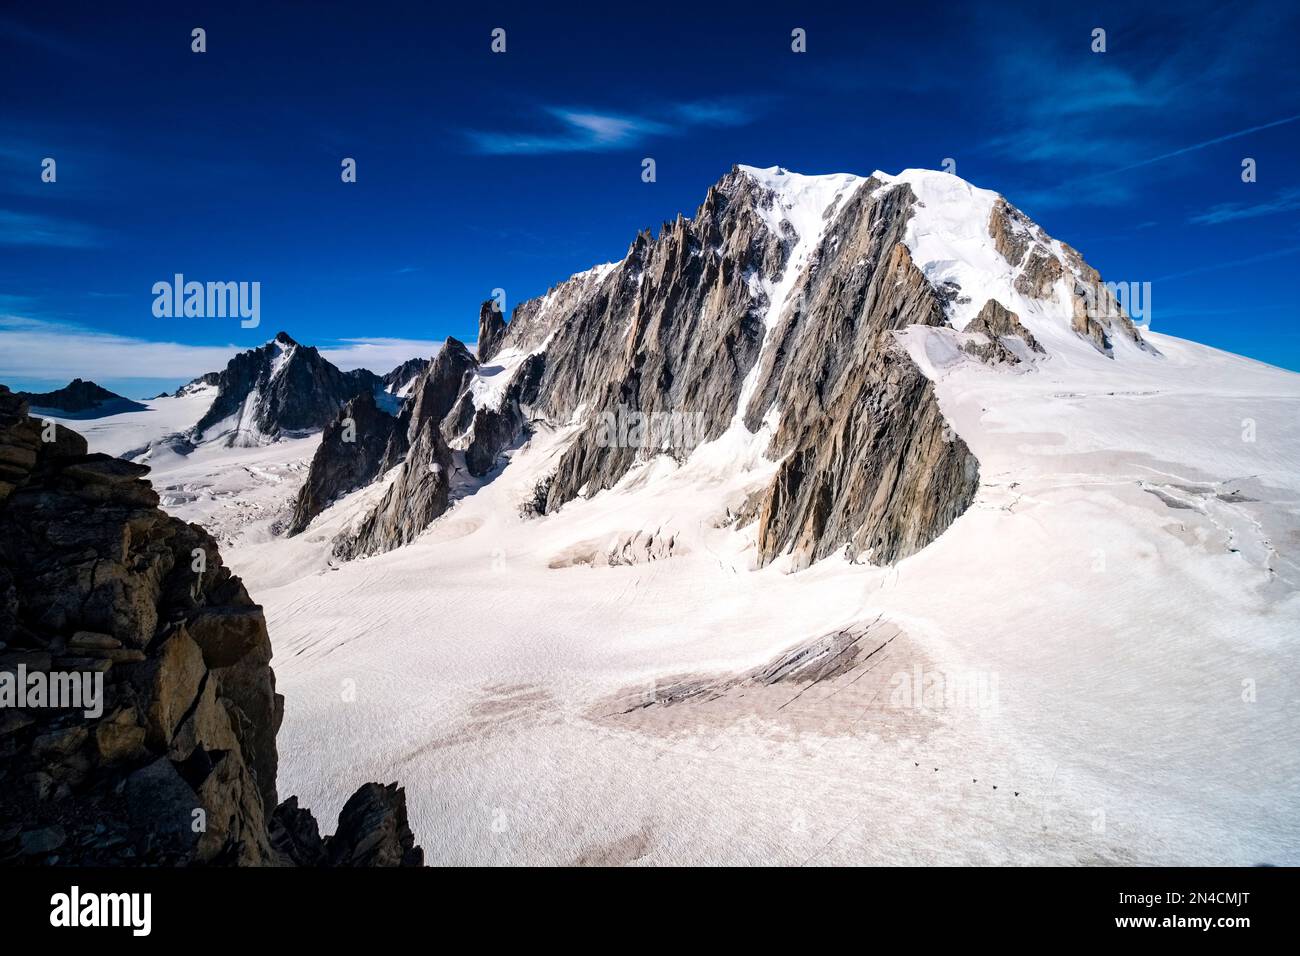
[0,386,422,866]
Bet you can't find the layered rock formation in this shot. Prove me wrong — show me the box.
[0,386,422,866]
[514,169,979,568]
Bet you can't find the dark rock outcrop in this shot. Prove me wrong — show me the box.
[268,783,423,867]
[476,299,508,364]
[0,386,423,866]
[324,782,424,867]
[286,391,401,536]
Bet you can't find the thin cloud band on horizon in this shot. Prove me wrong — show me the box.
[0,316,447,385]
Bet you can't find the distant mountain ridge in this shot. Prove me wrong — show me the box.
[15,379,147,418]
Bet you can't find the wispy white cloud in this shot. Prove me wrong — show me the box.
[466,99,758,155]
[0,316,444,384]
[0,209,102,247]
[985,64,1179,169]
[978,1,1300,210]
[1190,184,1300,225]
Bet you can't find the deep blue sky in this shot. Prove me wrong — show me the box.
[2,0,1299,397]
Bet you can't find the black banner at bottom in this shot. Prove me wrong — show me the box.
[0,865,1289,942]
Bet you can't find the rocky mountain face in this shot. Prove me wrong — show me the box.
[289,165,1150,571]
[445,353,544,478]
[988,197,1151,358]
[286,390,403,536]
[173,371,220,397]
[333,338,478,557]
[192,331,382,446]
[509,170,975,568]
[0,386,422,866]
[16,379,146,417]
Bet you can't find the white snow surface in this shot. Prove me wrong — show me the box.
[38,167,1300,865]
[251,332,1300,865]
[32,385,216,458]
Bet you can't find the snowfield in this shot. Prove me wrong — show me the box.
[52,328,1299,865]
[35,168,1300,866]
[262,331,1299,866]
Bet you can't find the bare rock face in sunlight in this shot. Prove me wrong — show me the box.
[511,169,981,568]
[987,197,1150,358]
[962,298,1044,365]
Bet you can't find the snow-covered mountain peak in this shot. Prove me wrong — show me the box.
[735,164,866,243]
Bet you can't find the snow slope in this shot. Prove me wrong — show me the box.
[30,385,217,458]
[237,328,1299,866]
